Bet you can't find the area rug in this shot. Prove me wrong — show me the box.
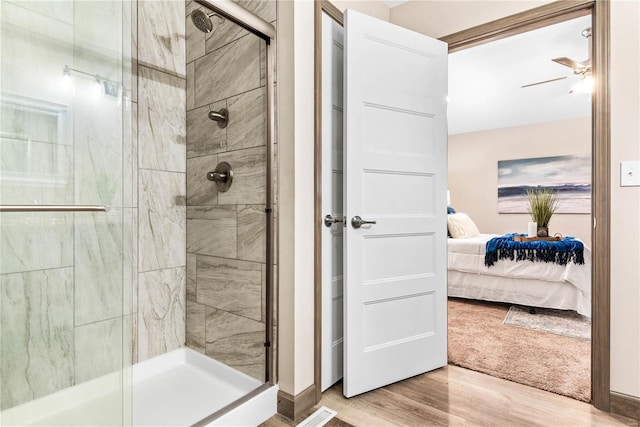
[503,305,591,340]
[448,298,591,402]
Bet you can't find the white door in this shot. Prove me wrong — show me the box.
[321,12,345,392]
[343,9,448,398]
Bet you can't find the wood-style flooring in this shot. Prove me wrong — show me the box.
[262,365,638,427]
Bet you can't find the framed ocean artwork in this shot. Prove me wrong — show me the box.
[497,155,591,214]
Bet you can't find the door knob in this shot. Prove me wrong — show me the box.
[351,216,376,229]
[324,214,344,227]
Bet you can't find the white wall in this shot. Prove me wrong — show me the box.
[276,0,391,398]
[449,118,592,247]
[609,0,640,399]
[392,0,640,399]
[390,0,552,39]
[331,0,390,21]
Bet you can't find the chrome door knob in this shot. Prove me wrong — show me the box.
[324,214,344,227]
[351,216,376,229]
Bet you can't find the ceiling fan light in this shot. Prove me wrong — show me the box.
[570,75,593,94]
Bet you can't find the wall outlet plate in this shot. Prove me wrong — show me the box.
[621,161,640,187]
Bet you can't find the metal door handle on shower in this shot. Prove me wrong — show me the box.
[351,216,376,228]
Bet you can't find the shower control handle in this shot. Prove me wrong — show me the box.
[207,162,233,192]
[207,171,227,182]
[351,216,376,229]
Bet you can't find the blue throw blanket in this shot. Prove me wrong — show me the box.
[484,233,585,267]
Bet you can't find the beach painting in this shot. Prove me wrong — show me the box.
[497,155,591,214]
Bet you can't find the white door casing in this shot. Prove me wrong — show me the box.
[343,9,449,398]
[321,12,345,392]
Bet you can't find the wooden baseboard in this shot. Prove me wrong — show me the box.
[277,384,317,421]
[610,391,640,421]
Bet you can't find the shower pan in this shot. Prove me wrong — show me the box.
[0,0,277,425]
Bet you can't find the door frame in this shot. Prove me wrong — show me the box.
[313,0,611,410]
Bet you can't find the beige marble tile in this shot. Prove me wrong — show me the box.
[130,0,138,103]
[139,169,186,272]
[1,2,74,106]
[204,21,250,54]
[186,154,218,206]
[123,101,138,208]
[197,255,262,321]
[186,101,227,158]
[0,138,73,206]
[205,307,265,381]
[187,252,197,302]
[138,0,186,77]
[187,206,237,257]
[203,0,275,54]
[0,268,74,410]
[185,0,199,16]
[124,208,139,315]
[0,212,73,275]
[74,318,122,384]
[218,146,266,205]
[194,34,261,107]
[227,87,266,152]
[186,299,206,353]
[73,0,122,69]
[187,61,195,111]
[7,0,73,24]
[138,267,186,361]
[237,204,266,263]
[73,89,124,207]
[75,209,124,326]
[138,66,186,173]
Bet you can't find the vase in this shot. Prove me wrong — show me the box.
[537,226,549,237]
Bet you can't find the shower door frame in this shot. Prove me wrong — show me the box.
[191,0,277,425]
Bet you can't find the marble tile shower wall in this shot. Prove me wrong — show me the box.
[0,1,130,410]
[132,0,187,362]
[184,0,277,381]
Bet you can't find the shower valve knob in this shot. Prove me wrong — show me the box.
[207,162,233,192]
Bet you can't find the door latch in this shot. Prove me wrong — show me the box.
[324,214,344,227]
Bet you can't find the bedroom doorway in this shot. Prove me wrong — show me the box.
[313,0,610,411]
[445,12,593,403]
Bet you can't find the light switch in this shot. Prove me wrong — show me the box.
[621,161,640,187]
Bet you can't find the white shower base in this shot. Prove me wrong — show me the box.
[134,348,277,426]
[0,347,277,427]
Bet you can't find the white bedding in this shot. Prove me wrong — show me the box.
[447,234,591,316]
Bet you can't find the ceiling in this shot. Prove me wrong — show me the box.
[382,0,410,9]
[448,14,592,135]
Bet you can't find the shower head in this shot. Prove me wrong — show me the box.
[191,9,223,34]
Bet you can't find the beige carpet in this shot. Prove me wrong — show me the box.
[448,298,591,402]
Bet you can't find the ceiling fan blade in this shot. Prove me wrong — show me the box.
[552,57,586,70]
[521,75,570,88]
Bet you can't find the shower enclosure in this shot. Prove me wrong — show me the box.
[0,0,277,425]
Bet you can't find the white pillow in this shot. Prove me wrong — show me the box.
[447,213,480,238]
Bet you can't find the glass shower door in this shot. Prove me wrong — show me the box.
[0,1,132,425]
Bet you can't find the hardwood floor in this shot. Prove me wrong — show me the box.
[262,365,638,427]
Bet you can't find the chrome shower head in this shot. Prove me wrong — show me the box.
[191,9,223,34]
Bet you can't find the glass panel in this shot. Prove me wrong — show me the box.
[0,0,132,425]
[182,0,276,421]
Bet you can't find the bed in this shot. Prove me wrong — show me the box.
[446,215,591,317]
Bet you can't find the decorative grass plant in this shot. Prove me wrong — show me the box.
[527,187,558,227]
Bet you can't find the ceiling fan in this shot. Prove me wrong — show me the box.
[521,27,592,92]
